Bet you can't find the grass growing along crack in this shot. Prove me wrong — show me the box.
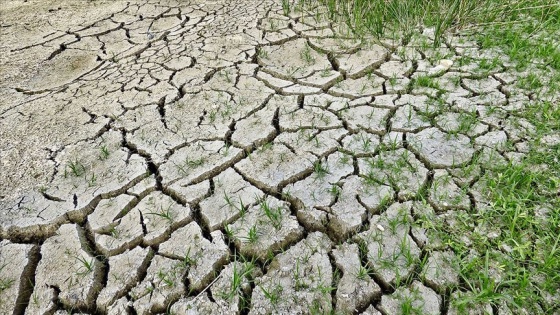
[75,255,95,277]
[312,159,330,179]
[309,2,559,311]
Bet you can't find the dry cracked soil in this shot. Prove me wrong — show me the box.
[0,1,558,315]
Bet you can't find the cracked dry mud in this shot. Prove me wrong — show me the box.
[0,1,558,314]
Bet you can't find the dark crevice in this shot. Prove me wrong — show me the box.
[78,223,108,311]
[440,289,451,315]
[138,210,148,235]
[204,69,218,82]
[297,94,304,109]
[156,96,168,129]
[14,245,41,315]
[224,119,236,147]
[82,107,98,124]
[272,107,280,133]
[40,192,66,202]
[327,251,340,314]
[190,203,213,242]
[46,43,67,61]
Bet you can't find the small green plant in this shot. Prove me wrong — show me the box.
[208,110,217,123]
[355,265,372,280]
[517,72,543,90]
[328,184,341,199]
[157,269,176,287]
[414,75,440,89]
[257,47,269,59]
[300,43,316,65]
[224,192,235,209]
[260,142,273,152]
[88,172,97,187]
[75,255,95,277]
[388,75,398,87]
[260,199,283,229]
[320,68,333,77]
[145,204,174,223]
[261,283,283,306]
[108,225,120,238]
[338,154,351,165]
[65,159,86,177]
[313,160,329,178]
[246,225,259,243]
[99,145,110,160]
[0,277,14,292]
[224,224,236,240]
[400,294,423,315]
[182,247,196,267]
[293,258,307,291]
[31,290,40,306]
[282,0,291,16]
[176,157,205,175]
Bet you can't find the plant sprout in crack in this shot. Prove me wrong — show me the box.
[75,255,95,277]
[313,160,329,179]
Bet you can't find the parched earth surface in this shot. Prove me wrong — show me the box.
[0,1,558,314]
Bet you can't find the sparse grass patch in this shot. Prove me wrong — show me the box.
[65,159,86,177]
[438,103,559,311]
[414,75,440,90]
[259,198,284,229]
[320,0,559,68]
[313,159,330,178]
[314,1,559,312]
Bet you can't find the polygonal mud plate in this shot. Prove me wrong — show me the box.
[408,127,475,168]
[229,196,304,260]
[250,232,333,315]
[160,140,243,185]
[336,45,389,78]
[358,148,428,199]
[27,224,103,313]
[235,142,315,191]
[332,243,381,314]
[169,260,261,314]
[421,250,460,293]
[199,168,264,232]
[96,247,152,311]
[428,170,471,211]
[45,130,148,210]
[258,38,330,80]
[379,281,441,315]
[158,222,230,292]
[357,202,420,288]
[130,255,187,315]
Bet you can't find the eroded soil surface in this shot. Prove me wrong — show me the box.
[1,1,558,314]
